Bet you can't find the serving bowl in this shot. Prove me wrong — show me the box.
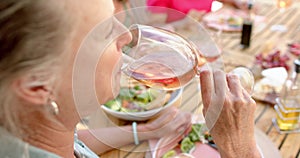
[101,87,182,121]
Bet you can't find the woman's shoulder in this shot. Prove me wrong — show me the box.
[0,127,60,158]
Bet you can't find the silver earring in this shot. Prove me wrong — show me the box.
[50,101,59,115]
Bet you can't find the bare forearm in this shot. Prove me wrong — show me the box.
[77,108,191,155]
[77,124,155,155]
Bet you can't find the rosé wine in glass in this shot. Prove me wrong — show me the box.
[122,24,254,93]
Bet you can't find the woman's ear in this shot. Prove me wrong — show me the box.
[12,74,54,105]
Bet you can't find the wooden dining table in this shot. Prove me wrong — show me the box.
[82,1,300,158]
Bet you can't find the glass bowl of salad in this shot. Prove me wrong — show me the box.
[101,84,183,121]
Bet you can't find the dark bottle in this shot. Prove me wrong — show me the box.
[240,3,253,48]
[241,21,253,48]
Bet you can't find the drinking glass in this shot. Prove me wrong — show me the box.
[277,0,292,12]
[122,24,254,94]
[271,0,293,32]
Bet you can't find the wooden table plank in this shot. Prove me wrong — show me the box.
[180,79,200,107]
[180,82,201,113]
[267,126,287,148]
[280,133,300,158]
[126,142,149,158]
[100,149,119,158]
[255,105,276,132]
[119,144,138,158]
[254,103,268,123]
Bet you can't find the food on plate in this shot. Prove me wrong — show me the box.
[162,150,177,158]
[252,67,288,104]
[253,49,291,104]
[288,42,300,56]
[160,123,217,158]
[203,8,265,32]
[202,9,247,32]
[226,16,243,27]
[173,153,195,158]
[253,78,281,104]
[204,14,243,31]
[254,79,279,94]
[255,50,290,71]
[104,84,167,112]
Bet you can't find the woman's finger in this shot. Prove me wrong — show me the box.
[227,73,243,97]
[149,107,178,128]
[199,70,214,109]
[242,89,256,109]
[173,112,191,127]
[200,70,226,130]
[213,70,227,96]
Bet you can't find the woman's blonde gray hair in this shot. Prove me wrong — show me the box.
[0,0,73,134]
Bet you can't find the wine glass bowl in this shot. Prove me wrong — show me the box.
[122,24,254,92]
[271,0,293,32]
[229,67,255,94]
[123,24,201,90]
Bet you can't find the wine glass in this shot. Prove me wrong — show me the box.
[122,24,254,94]
[271,0,292,32]
[277,0,292,12]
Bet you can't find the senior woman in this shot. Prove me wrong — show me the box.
[0,0,191,157]
[0,0,260,158]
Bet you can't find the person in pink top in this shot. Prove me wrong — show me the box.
[147,0,247,22]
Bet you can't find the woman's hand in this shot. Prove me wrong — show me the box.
[199,70,261,158]
[78,107,191,154]
[139,107,192,139]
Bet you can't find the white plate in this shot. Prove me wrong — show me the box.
[101,88,183,121]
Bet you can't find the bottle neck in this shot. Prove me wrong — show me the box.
[280,71,299,99]
[280,60,300,105]
[246,1,254,21]
[290,71,299,85]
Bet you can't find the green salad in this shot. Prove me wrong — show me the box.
[162,123,214,158]
[104,84,162,112]
[180,123,203,153]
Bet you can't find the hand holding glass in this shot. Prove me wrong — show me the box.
[122,24,254,94]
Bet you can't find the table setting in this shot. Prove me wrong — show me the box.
[76,1,300,157]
